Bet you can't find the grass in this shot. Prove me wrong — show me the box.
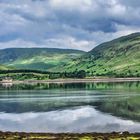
[8,54,81,71]
[0,132,140,140]
[0,65,11,70]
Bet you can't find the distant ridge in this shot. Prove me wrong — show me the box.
[0,48,85,71]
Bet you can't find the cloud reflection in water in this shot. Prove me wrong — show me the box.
[0,106,139,133]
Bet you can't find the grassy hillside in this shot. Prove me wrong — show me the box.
[0,64,11,70]
[60,33,140,77]
[0,48,84,71]
[0,33,140,77]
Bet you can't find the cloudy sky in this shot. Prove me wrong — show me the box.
[0,0,140,51]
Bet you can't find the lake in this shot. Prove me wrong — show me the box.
[0,81,140,133]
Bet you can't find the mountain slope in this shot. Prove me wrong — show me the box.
[60,33,140,77]
[0,48,84,71]
[0,65,10,70]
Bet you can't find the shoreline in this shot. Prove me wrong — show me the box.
[0,131,140,139]
[1,77,140,84]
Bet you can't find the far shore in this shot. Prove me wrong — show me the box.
[0,77,140,84]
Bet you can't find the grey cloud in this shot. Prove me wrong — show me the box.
[0,0,140,51]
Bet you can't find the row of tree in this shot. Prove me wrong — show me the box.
[0,69,86,79]
[0,69,139,79]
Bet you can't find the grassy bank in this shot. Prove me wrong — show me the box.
[0,131,140,140]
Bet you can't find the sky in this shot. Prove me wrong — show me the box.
[0,0,140,51]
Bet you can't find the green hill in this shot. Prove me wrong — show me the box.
[0,65,10,70]
[59,33,140,77]
[0,48,84,71]
[0,33,140,77]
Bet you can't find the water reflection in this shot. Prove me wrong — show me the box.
[0,106,140,133]
[0,81,140,91]
[0,81,140,132]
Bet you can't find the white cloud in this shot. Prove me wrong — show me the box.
[0,37,95,51]
[43,37,96,51]
[0,39,40,49]
[50,0,94,11]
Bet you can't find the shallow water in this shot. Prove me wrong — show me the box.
[0,82,140,133]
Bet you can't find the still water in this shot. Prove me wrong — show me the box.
[0,82,140,133]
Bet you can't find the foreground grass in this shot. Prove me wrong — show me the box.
[0,132,140,140]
